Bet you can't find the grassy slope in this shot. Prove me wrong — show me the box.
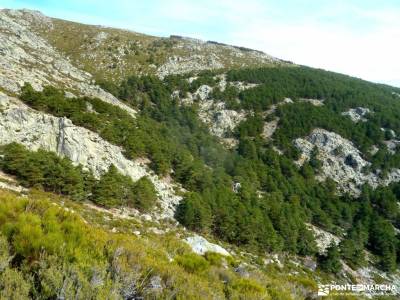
[0,189,328,299]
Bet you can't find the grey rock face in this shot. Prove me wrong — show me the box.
[157,54,224,78]
[302,257,317,271]
[299,98,324,106]
[341,107,371,122]
[295,128,400,195]
[0,9,136,117]
[384,139,400,154]
[307,224,340,254]
[0,92,181,219]
[179,83,247,139]
[262,118,279,140]
[0,171,27,193]
[157,40,281,78]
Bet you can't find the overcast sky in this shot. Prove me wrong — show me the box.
[2,0,400,87]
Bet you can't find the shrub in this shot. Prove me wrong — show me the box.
[0,268,31,299]
[229,278,268,299]
[175,253,209,273]
[204,251,225,267]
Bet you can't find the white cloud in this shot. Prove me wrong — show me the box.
[151,1,400,86]
[155,0,217,23]
[155,0,269,24]
[217,4,400,87]
[3,0,399,86]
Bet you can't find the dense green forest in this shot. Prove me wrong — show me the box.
[16,65,400,272]
[227,67,400,159]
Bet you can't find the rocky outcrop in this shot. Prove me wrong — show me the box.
[185,235,230,256]
[0,171,27,193]
[307,224,341,254]
[178,84,247,139]
[299,98,324,106]
[295,128,400,195]
[341,260,400,289]
[0,92,180,218]
[157,39,282,78]
[209,108,247,138]
[369,145,379,155]
[341,107,371,122]
[93,31,109,46]
[229,81,258,92]
[263,98,293,118]
[384,139,400,154]
[262,118,279,140]
[0,9,136,117]
[157,55,224,78]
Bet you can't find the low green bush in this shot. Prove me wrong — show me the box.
[175,253,210,274]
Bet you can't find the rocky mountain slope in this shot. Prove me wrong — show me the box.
[0,92,180,219]
[1,8,400,299]
[7,9,287,83]
[295,128,400,195]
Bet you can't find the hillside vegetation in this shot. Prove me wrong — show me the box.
[15,66,400,274]
[1,9,400,299]
[0,189,328,299]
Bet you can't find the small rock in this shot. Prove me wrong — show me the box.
[185,235,230,256]
[64,91,76,99]
[142,214,152,222]
[149,227,164,235]
[147,275,163,291]
[302,256,317,271]
[232,182,241,193]
[234,263,250,278]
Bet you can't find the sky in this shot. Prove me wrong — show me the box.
[1,0,400,87]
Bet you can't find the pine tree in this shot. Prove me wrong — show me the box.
[369,217,397,272]
[340,222,367,269]
[133,176,157,212]
[318,242,342,273]
[92,165,132,207]
[175,192,211,232]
